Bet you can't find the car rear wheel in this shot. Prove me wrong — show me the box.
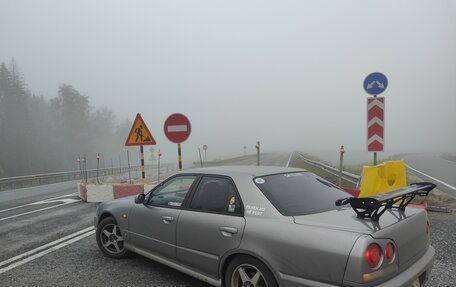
[96,216,130,259]
[225,255,277,287]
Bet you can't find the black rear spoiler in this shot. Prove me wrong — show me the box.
[335,182,436,221]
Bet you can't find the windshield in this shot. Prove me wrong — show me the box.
[253,172,348,216]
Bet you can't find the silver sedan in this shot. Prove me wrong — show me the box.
[94,166,434,287]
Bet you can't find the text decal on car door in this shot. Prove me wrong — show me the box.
[245,205,266,216]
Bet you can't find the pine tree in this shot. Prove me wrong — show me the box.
[0,60,33,176]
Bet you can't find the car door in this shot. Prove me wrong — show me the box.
[128,175,198,260]
[176,176,245,277]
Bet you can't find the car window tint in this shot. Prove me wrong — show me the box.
[148,176,197,208]
[254,172,348,216]
[189,177,241,215]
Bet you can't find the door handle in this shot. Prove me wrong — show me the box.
[219,226,238,237]
[162,216,174,224]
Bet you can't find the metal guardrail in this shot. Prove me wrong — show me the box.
[298,153,360,185]
[0,165,157,191]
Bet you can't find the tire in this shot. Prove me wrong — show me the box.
[96,216,130,259]
[224,255,278,287]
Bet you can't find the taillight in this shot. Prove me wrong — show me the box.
[426,220,430,235]
[365,243,383,269]
[384,242,396,263]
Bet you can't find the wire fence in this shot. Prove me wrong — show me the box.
[0,165,159,191]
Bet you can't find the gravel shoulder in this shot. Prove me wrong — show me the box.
[427,211,456,287]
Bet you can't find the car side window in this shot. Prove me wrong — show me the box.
[148,175,197,208]
[189,176,242,215]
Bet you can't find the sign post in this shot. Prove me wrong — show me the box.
[363,72,387,165]
[255,141,260,166]
[203,144,208,163]
[164,113,192,171]
[83,154,88,183]
[77,156,82,180]
[157,149,162,183]
[127,150,132,184]
[198,147,203,168]
[96,153,100,184]
[125,113,157,180]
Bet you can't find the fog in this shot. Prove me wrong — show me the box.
[1,0,455,175]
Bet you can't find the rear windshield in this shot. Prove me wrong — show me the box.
[253,172,348,216]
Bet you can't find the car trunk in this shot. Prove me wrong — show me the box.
[370,208,429,270]
[293,206,429,269]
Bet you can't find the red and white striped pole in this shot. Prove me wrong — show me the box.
[367,97,385,165]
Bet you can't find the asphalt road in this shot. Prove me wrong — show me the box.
[0,153,290,287]
[402,153,456,197]
[1,152,454,286]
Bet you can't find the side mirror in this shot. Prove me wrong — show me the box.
[134,193,145,204]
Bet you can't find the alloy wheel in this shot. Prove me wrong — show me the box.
[231,264,268,287]
[99,223,124,254]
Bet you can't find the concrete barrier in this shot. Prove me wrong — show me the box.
[113,184,144,199]
[78,183,87,201]
[87,184,116,202]
[78,183,156,202]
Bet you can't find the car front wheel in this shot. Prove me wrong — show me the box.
[96,216,130,259]
[225,255,277,287]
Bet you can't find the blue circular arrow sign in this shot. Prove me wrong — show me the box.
[363,72,388,95]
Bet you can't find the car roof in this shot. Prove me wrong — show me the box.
[181,165,307,177]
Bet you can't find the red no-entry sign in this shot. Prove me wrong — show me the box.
[164,113,191,144]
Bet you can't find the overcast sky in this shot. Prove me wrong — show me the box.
[1,0,455,164]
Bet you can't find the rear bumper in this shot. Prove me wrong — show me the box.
[376,246,434,287]
[344,246,434,287]
[278,246,434,287]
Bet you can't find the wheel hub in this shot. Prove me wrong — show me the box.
[109,234,117,242]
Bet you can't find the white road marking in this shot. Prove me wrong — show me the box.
[0,226,94,268]
[0,192,78,214]
[30,197,80,206]
[0,199,80,222]
[0,227,95,274]
[286,152,293,167]
[406,164,456,191]
[437,155,456,165]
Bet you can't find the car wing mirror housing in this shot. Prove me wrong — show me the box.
[134,193,145,204]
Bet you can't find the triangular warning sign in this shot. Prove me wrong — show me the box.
[125,113,157,146]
